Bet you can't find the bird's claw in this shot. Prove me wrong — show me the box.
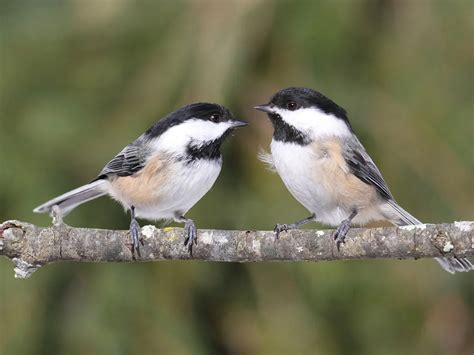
[184,220,197,256]
[130,219,142,257]
[274,223,296,240]
[333,220,351,251]
[273,224,286,239]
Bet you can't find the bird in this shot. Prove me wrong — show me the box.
[34,102,248,256]
[255,87,472,274]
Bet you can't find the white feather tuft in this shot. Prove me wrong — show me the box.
[257,149,276,172]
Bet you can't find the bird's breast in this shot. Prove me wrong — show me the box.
[271,138,378,224]
[271,139,330,212]
[108,153,222,219]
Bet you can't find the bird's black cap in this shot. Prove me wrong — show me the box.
[261,87,349,122]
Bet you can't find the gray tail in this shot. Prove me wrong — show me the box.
[386,199,473,274]
[33,179,107,217]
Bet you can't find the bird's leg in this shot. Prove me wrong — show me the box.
[129,206,142,257]
[333,210,358,251]
[175,215,197,256]
[274,213,316,239]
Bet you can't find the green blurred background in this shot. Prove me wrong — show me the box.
[1,1,473,354]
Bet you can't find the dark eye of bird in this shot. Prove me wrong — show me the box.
[210,114,220,122]
[287,101,298,111]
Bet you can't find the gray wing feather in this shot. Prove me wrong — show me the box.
[98,138,149,178]
[342,138,393,200]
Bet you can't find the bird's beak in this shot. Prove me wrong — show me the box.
[231,120,249,128]
[254,104,275,114]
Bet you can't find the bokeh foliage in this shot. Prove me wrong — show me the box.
[1,1,473,354]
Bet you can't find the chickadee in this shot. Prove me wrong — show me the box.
[255,87,472,274]
[34,103,247,255]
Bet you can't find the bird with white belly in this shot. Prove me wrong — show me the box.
[255,87,472,274]
[34,103,247,256]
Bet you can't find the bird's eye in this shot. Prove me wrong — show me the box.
[210,114,220,122]
[287,101,298,111]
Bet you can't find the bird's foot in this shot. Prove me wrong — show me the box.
[274,223,298,240]
[333,219,352,251]
[273,214,316,240]
[183,219,197,256]
[130,218,142,257]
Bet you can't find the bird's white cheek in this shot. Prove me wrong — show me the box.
[152,120,231,153]
[274,107,351,138]
[184,121,231,142]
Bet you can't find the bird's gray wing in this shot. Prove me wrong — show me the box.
[342,138,393,200]
[97,138,149,179]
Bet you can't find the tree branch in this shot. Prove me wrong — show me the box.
[1,219,472,278]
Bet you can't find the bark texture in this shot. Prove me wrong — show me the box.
[1,219,473,278]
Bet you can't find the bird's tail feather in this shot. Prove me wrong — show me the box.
[33,179,107,217]
[386,199,473,274]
